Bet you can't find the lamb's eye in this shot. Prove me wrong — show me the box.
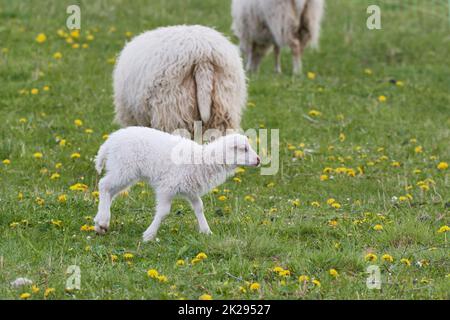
[244,145,249,152]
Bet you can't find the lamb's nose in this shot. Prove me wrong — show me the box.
[256,156,260,166]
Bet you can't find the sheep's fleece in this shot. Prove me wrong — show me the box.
[113,25,247,136]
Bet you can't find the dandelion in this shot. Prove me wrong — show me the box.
[176,259,185,266]
[18,192,24,200]
[157,275,168,283]
[247,102,256,108]
[279,270,291,277]
[44,288,55,298]
[298,275,310,283]
[55,162,63,169]
[31,88,39,95]
[249,282,260,291]
[437,162,448,170]
[244,195,255,202]
[378,95,387,103]
[57,194,67,203]
[35,33,47,43]
[391,161,401,167]
[308,109,322,117]
[218,195,227,201]
[53,52,62,59]
[382,254,394,263]
[414,146,423,153]
[307,72,316,80]
[107,57,116,64]
[69,183,88,192]
[147,269,159,279]
[125,31,133,38]
[2,159,10,165]
[19,117,27,123]
[123,253,134,260]
[72,43,80,49]
[272,266,284,273]
[239,286,247,293]
[235,167,246,174]
[86,34,94,41]
[43,85,50,91]
[400,258,411,266]
[50,173,60,180]
[80,224,95,231]
[365,253,377,262]
[111,254,118,262]
[328,220,338,227]
[311,201,320,207]
[85,128,93,134]
[70,152,81,159]
[329,269,339,278]
[373,224,383,231]
[74,119,83,127]
[199,294,212,300]
[91,191,99,199]
[20,293,31,299]
[396,81,404,87]
[36,197,45,206]
[196,252,207,260]
[437,225,449,233]
[31,285,40,294]
[312,279,321,287]
[331,202,341,209]
[70,29,80,39]
[339,133,346,142]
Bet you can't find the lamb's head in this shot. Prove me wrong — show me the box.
[205,134,260,167]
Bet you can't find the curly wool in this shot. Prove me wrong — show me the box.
[113,25,247,136]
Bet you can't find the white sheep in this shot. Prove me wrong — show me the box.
[113,25,247,136]
[231,0,325,74]
[94,127,259,241]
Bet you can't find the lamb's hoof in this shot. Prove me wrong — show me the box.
[200,229,213,235]
[142,231,157,242]
[95,224,108,235]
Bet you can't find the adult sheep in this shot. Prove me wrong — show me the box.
[231,0,325,74]
[113,25,247,137]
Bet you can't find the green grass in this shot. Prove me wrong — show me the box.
[0,0,449,300]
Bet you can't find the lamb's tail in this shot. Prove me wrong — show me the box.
[94,142,108,174]
[299,0,325,49]
[194,62,215,124]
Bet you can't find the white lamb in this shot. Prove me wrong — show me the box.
[94,127,260,241]
[231,0,325,74]
[113,25,247,136]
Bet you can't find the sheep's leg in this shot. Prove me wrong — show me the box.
[188,196,212,235]
[248,43,266,73]
[289,38,302,75]
[143,193,173,242]
[94,174,133,235]
[274,45,282,73]
[245,45,254,72]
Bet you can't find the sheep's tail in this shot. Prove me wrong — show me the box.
[94,142,108,174]
[299,0,325,49]
[194,62,215,124]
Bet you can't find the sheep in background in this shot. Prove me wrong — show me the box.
[113,25,247,137]
[231,0,325,74]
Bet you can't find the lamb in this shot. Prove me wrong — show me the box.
[94,127,260,242]
[231,0,325,74]
[113,25,247,137]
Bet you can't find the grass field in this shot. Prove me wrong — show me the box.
[0,0,449,300]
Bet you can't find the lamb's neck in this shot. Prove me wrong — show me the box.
[186,162,236,195]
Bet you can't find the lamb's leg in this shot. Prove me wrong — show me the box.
[289,38,302,75]
[188,195,212,235]
[142,193,173,242]
[94,174,133,234]
[274,45,281,73]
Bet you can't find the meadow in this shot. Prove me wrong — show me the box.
[0,0,449,299]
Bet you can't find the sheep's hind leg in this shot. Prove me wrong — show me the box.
[188,195,212,235]
[274,45,282,73]
[289,38,303,75]
[143,193,173,242]
[94,174,133,235]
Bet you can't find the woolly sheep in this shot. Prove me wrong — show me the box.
[113,25,247,136]
[94,127,260,241]
[231,0,325,74]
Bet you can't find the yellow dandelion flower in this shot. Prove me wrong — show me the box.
[329,269,339,278]
[3,159,11,165]
[373,224,383,231]
[86,34,94,41]
[365,253,377,262]
[339,133,346,142]
[294,150,304,158]
[391,161,401,167]
[308,109,322,117]
[57,194,67,203]
[311,201,320,207]
[36,197,45,206]
[70,183,88,192]
[437,162,448,170]
[123,253,134,260]
[199,294,212,300]
[19,117,27,123]
[364,68,373,75]
[55,162,63,169]
[176,259,185,266]
[437,225,449,233]
[91,191,99,198]
[51,219,63,227]
[31,285,40,294]
[31,88,39,95]
[196,252,207,260]
[244,195,255,202]
[74,119,83,127]
[20,292,31,299]
[414,146,423,153]
[53,51,62,59]
[378,95,387,103]
[328,220,338,227]
[298,275,310,283]
[33,152,43,159]
[191,257,202,265]
[331,202,341,209]
[110,254,118,262]
[249,282,260,291]
[400,258,411,266]
[218,195,227,201]
[291,199,300,207]
[157,275,168,283]
[382,254,394,263]
[70,152,81,159]
[44,288,55,298]
[50,173,60,180]
[312,279,321,287]
[18,192,23,200]
[307,72,316,80]
[35,33,47,43]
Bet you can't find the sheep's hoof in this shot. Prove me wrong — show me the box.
[95,224,108,235]
[200,229,213,235]
[142,231,157,242]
